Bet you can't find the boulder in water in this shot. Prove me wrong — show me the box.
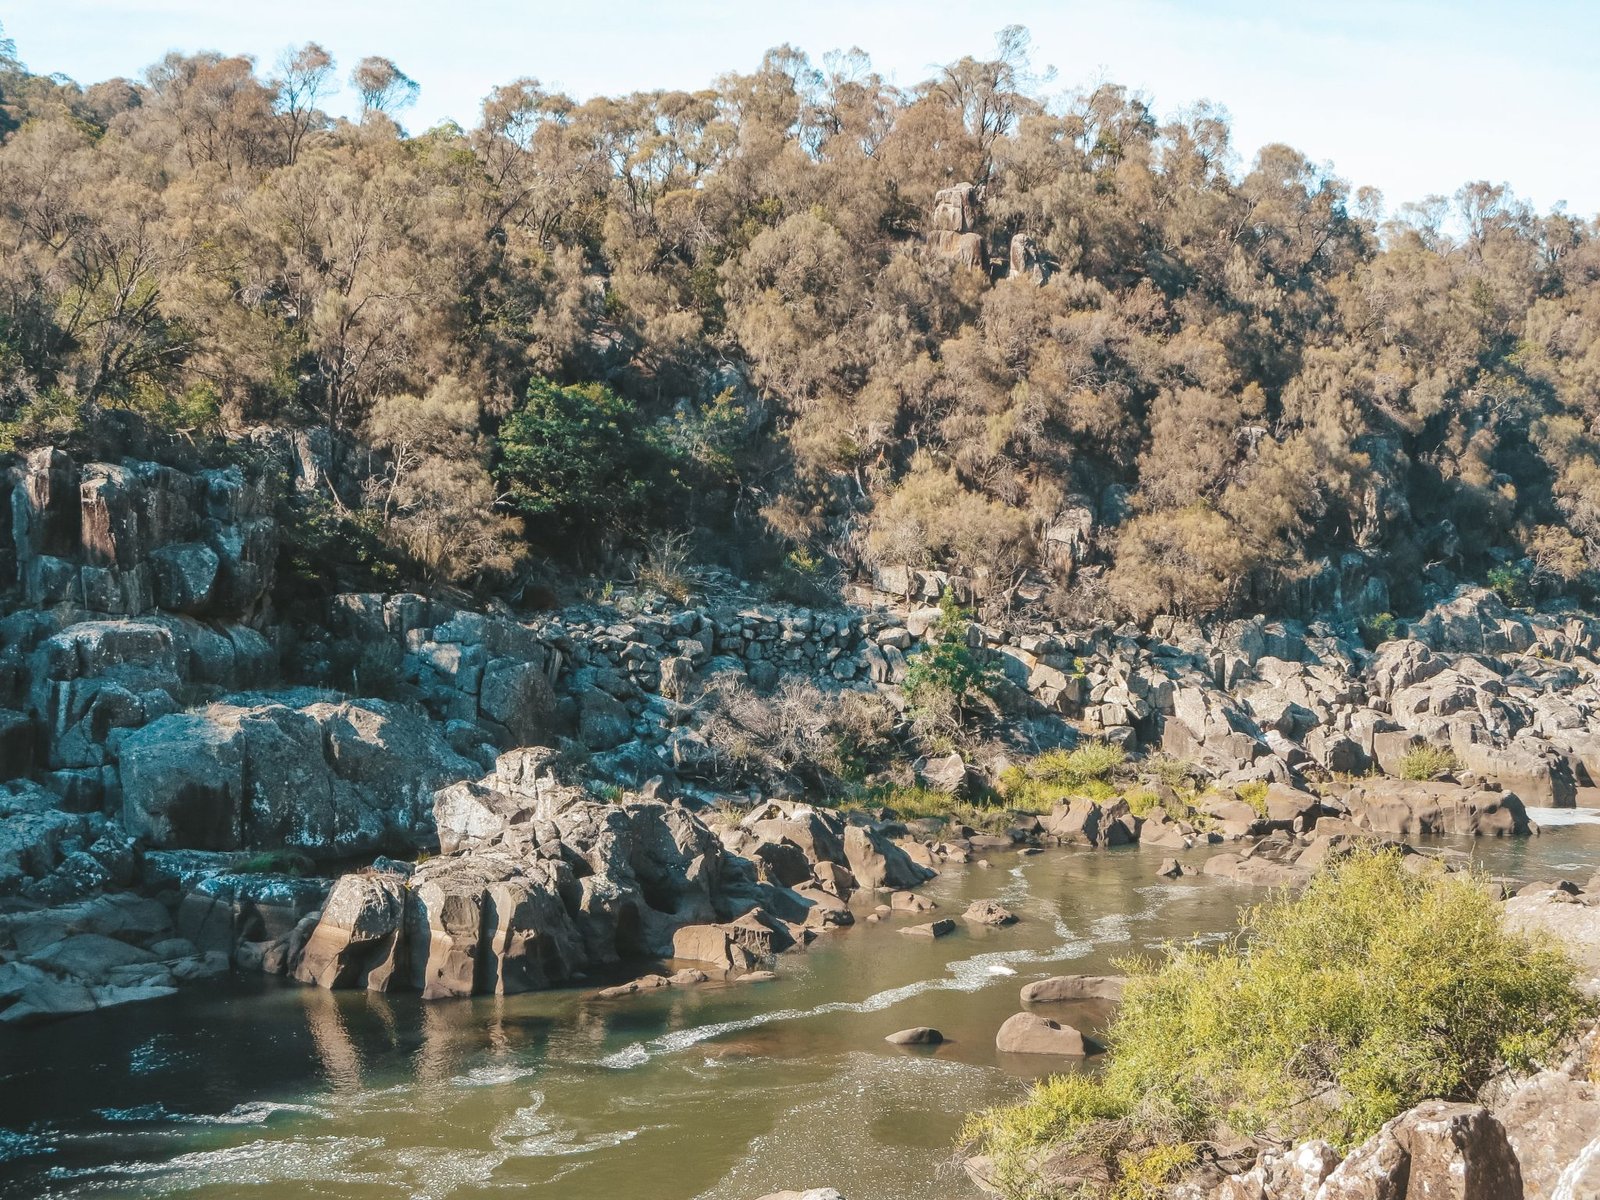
[995,1012,1100,1056]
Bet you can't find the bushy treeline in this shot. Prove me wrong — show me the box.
[3,23,1600,617]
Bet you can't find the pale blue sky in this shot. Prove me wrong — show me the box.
[7,1,1597,218]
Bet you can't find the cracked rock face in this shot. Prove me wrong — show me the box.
[291,748,773,999]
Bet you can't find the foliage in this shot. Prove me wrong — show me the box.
[1234,780,1270,817]
[964,849,1589,1198]
[3,33,1600,614]
[0,389,83,452]
[1141,753,1199,792]
[276,489,400,601]
[234,850,316,877]
[363,376,525,586]
[998,741,1128,808]
[1358,611,1399,650]
[697,674,896,793]
[121,378,223,436]
[635,530,696,603]
[498,376,676,551]
[1398,742,1462,781]
[867,784,1026,832]
[1122,790,1164,819]
[1487,561,1534,608]
[902,591,999,733]
[765,546,841,607]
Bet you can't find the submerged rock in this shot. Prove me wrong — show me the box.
[884,1026,944,1045]
[1020,975,1126,1003]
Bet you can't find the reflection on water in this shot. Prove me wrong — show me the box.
[4,822,1599,1200]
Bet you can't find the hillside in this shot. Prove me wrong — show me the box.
[2,26,1599,623]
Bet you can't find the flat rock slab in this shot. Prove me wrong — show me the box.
[884,1026,945,1045]
[1021,975,1126,1003]
[900,919,956,938]
[596,974,670,999]
[995,1011,1100,1056]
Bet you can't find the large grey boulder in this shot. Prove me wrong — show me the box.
[119,698,475,857]
[298,749,775,1001]
[149,543,220,613]
[1320,1102,1523,1200]
[843,824,932,892]
[120,712,245,849]
[1496,1070,1600,1200]
[1324,779,1530,838]
[477,658,555,744]
[577,686,631,750]
[1020,975,1125,1003]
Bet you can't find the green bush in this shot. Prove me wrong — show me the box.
[497,375,679,550]
[234,850,317,877]
[998,741,1128,808]
[903,592,999,730]
[1487,562,1534,608]
[0,387,84,452]
[963,849,1587,1198]
[1398,743,1461,781]
[867,784,1027,832]
[1234,780,1269,816]
[1123,790,1164,819]
[1358,611,1399,650]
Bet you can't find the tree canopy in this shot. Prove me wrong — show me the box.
[2,23,1598,616]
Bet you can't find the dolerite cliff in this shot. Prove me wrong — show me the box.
[291,749,929,998]
[4,439,1600,1022]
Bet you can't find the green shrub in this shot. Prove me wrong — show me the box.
[497,375,680,551]
[963,850,1587,1198]
[1234,780,1269,817]
[998,741,1128,808]
[866,783,1032,833]
[0,388,84,452]
[1487,562,1533,608]
[1123,790,1164,819]
[1358,611,1399,650]
[1142,753,1197,791]
[873,784,970,821]
[234,850,316,877]
[277,485,401,602]
[1398,743,1461,781]
[121,377,223,436]
[903,592,999,731]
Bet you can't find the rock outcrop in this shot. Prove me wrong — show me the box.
[928,183,985,269]
[288,750,905,1000]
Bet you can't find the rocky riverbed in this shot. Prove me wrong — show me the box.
[6,820,1599,1200]
[7,445,1600,1196]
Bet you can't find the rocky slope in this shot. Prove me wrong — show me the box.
[4,444,1600,1024]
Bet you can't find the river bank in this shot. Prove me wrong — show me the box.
[6,817,1600,1200]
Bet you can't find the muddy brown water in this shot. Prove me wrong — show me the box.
[4,811,1599,1200]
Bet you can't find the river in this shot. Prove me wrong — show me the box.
[5,811,1600,1200]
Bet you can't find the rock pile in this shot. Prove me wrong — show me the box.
[289,753,938,1000]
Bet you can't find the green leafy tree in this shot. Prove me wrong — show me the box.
[903,591,999,731]
[497,375,672,550]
